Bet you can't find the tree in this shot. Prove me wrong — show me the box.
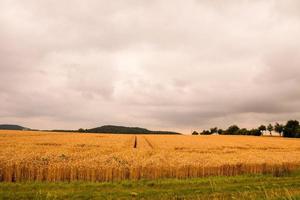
[274,123,284,136]
[217,129,223,135]
[248,128,262,136]
[200,130,211,135]
[225,125,240,135]
[267,124,273,136]
[192,131,199,135]
[283,120,300,138]
[78,128,85,133]
[238,128,248,135]
[210,127,218,134]
[258,125,266,135]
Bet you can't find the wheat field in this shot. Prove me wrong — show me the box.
[0,130,299,182]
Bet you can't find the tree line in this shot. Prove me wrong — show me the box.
[192,120,300,138]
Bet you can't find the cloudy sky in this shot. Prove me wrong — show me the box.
[1,0,300,133]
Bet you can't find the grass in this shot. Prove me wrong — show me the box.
[0,170,300,200]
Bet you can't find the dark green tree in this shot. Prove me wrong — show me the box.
[225,125,240,135]
[238,128,248,135]
[201,130,211,135]
[192,131,199,135]
[248,128,262,136]
[283,120,300,138]
[210,127,218,134]
[78,128,85,133]
[267,124,273,136]
[274,123,284,136]
[258,125,266,135]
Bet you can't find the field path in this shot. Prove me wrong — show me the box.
[133,135,137,148]
[143,136,154,149]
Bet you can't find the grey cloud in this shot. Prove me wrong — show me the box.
[1,0,300,132]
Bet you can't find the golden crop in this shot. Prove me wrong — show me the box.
[0,130,299,182]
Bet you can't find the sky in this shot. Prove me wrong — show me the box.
[1,0,300,133]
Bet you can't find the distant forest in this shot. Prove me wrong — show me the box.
[193,120,300,138]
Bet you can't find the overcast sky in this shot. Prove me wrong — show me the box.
[1,0,300,133]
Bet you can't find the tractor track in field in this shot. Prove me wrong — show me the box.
[132,136,153,149]
[133,136,137,148]
[143,136,154,149]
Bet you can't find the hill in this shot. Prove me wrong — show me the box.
[0,124,181,135]
[84,125,181,135]
[0,124,29,130]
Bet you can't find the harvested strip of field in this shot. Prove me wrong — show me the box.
[0,130,299,182]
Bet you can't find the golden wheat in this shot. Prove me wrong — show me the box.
[0,130,299,182]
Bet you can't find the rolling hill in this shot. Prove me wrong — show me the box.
[0,124,29,130]
[84,125,181,135]
[0,124,181,135]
